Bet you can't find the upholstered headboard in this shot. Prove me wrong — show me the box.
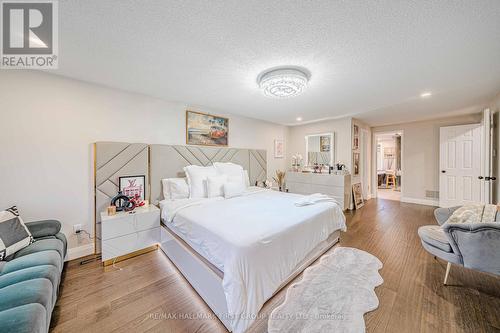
[150,144,267,204]
[94,142,149,253]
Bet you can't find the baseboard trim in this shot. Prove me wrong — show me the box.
[400,196,439,207]
[66,243,94,261]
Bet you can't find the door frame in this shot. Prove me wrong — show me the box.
[482,108,493,203]
[371,130,404,199]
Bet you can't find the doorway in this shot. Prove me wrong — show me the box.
[375,131,403,201]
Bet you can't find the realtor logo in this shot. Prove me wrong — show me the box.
[1,0,58,69]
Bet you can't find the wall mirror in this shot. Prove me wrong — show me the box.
[305,133,334,166]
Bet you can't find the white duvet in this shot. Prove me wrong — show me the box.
[160,188,346,333]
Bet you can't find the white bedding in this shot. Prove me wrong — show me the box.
[159,187,346,333]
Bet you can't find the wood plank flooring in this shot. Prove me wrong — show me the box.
[51,199,500,333]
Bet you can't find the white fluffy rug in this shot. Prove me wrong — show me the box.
[268,247,383,333]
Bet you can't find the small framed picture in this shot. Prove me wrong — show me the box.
[353,136,359,150]
[274,139,284,158]
[353,152,360,175]
[119,175,146,200]
[352,183,364,209]
[353,124,359,150]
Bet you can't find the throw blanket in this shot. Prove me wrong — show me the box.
[295,193,339,207]
[446,204,497,224]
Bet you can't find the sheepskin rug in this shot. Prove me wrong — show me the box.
[268,247,383,333]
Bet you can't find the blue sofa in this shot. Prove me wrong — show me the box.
[0,220,67,333]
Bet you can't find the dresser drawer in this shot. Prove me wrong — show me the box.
[102,210,160,241]
[102,227,160,261]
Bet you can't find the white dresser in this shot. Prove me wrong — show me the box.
[286,172,352,210]
[101,205,160,265]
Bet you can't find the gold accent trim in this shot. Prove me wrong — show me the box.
[185,110,229,147]
[102,244,158,267]
[148,145,152,203]
[93,143,97,255]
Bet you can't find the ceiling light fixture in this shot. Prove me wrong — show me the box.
[420,92,432,98]
[296,117,303,121]
[258,67,309,98]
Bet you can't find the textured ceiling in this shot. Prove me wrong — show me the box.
[55,1,500,126]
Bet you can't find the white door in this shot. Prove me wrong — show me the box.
[439,124,483,207]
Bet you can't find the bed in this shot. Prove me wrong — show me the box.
[150,145,346,333]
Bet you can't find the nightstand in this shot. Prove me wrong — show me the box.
[100,205,160,266]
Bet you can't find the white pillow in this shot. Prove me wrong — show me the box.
[223,181,246,199]
[206,175,227,198]
[163,178,189,199]
[243,170,250,188]
[214,162,245,185]
[184,165,217,198]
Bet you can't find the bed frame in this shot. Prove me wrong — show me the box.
[160,225,340,331]
[149,144,341,331]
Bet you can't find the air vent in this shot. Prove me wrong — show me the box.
[425,190,439,199]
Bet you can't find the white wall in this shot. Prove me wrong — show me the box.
[372,114,482,204]
[352,119,371,199]
[287,117,352,169]
[0,71,288,248]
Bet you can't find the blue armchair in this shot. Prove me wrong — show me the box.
[418,206,500,284]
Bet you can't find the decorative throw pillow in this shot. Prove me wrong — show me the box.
[184,165,217,198]
[206,175,228,198]
[223,181,246,199]
[214,162,245,187]
[0,206,34,260]
[446,204,497,225]
[162,178,189,200]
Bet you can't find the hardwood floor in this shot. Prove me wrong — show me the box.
[51,199,500,333]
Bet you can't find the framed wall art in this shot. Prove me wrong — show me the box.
[352,182,364,209]
[186,110,228,146]
[353,152,360,175]
[274,139,284,158]
[119,175,146,200]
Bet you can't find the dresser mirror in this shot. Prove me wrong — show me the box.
[305,133,334,167]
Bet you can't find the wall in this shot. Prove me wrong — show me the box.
[372,114,483,205]
[0,71,288,251]
[287,117,352,169]
[352,119,372,199]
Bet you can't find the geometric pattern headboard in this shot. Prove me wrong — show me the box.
[149,144,266,205]
[94,142,149,253]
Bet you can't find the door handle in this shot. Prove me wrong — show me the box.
[478,176,484,179]
[441,170,446,173]
[485,176,491,181]
[491,177,497,181]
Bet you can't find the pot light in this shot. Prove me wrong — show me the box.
[296,117,303,121]
[420,92,432,98]
[258,68,309,98]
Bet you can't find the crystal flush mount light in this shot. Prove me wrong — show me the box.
[258,67,309,98]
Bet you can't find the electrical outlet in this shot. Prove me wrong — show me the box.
[73,224,82,234]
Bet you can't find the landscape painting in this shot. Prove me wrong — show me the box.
[186,111,228,146]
